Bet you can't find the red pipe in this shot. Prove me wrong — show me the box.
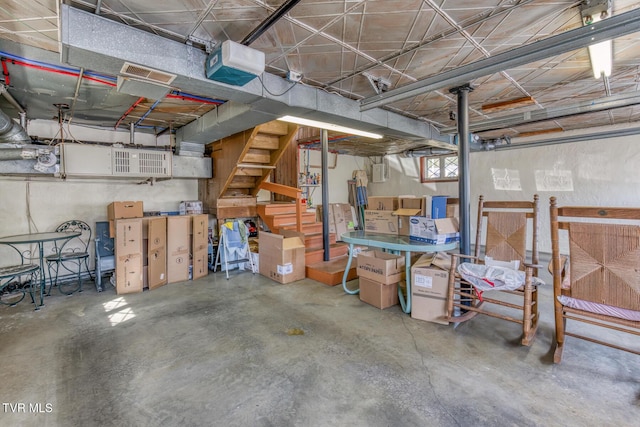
[1,58,9,86]
[114,97,145,129]
[6,59,222,105]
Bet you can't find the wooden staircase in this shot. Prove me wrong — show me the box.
[257,202,348,266]
[200,120,299,219]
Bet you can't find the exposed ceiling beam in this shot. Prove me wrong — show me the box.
[440,91,640,134]
[59,5,450,146]
[241,0,303,46]
[488,123,640,151]
[360,7,640,111]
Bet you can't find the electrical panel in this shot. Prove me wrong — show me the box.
[372,163,387,183]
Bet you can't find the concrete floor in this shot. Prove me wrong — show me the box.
[1,264,639,426]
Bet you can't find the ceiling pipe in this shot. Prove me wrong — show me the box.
[441,92,640,134]
[404,148,454,157]
[0,85,26,114]
[241,0,303,46]
[0,108,30,145]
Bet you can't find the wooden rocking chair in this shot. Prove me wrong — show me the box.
[549,197,640,363]
[446,195,541,345]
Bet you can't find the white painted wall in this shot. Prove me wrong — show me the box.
[0,177,197,266]
[358,135,640,253]
[299,149,364,206]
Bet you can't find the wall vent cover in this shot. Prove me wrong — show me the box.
[120,62,177,85]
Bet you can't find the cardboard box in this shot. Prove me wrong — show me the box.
[342,204,357,230]
[399,196,426,216]
[108,201,143,220]
[317,205,337,234]
[359,277,399,309]
[364,210,398,235]
[411,254,449,324]
[192,249,208,280]
[409,217,460,244]
[332,203,348,238]
[147,217,167,251]
[116,253,143,294]
[393,208,423,236]
[431,196,448,219]
[367,196,398,211]
[114,218,143,256]
[141,217,168,289]
[446,200,459,220]
[167,216,190,283]
[258,231,305,284]
[167,252,190,283]
[356,250,405,285]
[191,214,209,253]
[148,246,167,289]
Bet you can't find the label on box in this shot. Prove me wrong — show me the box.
[414,274,433,289]
[277,263,293,275]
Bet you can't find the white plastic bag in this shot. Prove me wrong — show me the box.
[458,262,544,300]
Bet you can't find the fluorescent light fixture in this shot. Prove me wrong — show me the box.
[588,39,612,79]
[278,115,383,139]
[585,11,612,79]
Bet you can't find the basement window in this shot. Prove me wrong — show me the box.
[420,155,459,182]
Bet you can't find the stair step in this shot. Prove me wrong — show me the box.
[257,202,306,217]
[235,167,263,177]
[276,222,323,234]
[257,121,289,136]
[251,133,280,150]
[229,175,256,188]
[268,212,316,227]
[304,243,349,265]
[242,148,271,163]
[306,255,357,286]
[305,232,336,249]
[221,189,251,198]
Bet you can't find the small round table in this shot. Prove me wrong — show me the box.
[0,231,81,309]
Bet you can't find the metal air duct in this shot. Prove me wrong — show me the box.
[0,108,30,145]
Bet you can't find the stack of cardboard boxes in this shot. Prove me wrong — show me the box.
[363,195,460,244]
[108,201,209,295]
[410,253,451,325]
[109,202,144,295]
[356,249,405,309]
[359,195,458,321]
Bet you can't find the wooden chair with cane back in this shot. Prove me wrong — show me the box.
[549,197,640,363]
[446,195,542,345]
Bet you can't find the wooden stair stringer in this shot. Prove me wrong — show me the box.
[217,126,261,199]
[251,123,299,197]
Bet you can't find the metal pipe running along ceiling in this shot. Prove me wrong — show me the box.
[359,8,640,111]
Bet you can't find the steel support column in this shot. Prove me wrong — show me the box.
[450,84,473,257]
[321,129,330,261]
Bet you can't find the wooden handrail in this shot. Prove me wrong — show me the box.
[259,182,301,199]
